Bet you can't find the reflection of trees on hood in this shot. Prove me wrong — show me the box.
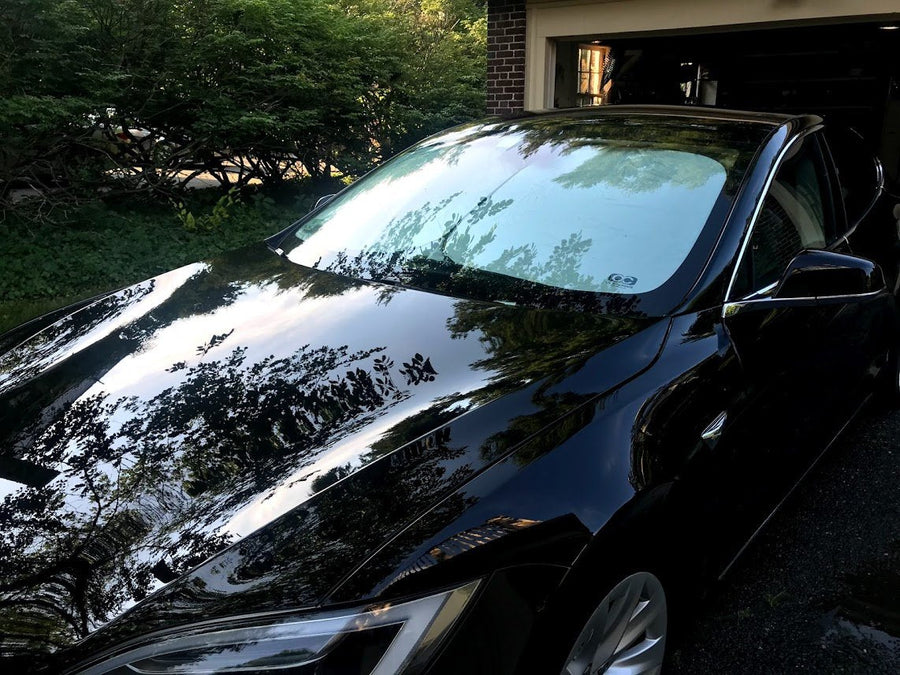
[0,330,436,660]
[448,299,640,390]
[199,438,474,623]
[0,252,375,464]
[133,343,397,509]
[446,300,632,467]
[0,230,661,664]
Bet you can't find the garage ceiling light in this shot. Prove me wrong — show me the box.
[879,25,899,30]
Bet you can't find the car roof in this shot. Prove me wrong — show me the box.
[515,104,816,128]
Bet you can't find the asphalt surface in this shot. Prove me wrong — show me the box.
[667,403,900,673]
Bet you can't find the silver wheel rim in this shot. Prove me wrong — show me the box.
[562,571,667,675]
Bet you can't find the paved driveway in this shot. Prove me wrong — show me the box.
[668,405,900,673]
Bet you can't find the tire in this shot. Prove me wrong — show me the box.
[560,571,668,675]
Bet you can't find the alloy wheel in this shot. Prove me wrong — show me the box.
[562,571,667,675]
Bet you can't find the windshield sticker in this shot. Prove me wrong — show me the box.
[607,273,638,288]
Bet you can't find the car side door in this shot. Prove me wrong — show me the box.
[718,130,892,524]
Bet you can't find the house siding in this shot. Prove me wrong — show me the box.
[487,0,527,115]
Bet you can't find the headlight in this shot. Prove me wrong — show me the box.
[75,581,479,675]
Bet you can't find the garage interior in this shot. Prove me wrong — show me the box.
[552,22,900,184]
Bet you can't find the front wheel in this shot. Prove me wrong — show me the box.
[561,571,668,675]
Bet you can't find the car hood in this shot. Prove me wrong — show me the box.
[0,244,667,667]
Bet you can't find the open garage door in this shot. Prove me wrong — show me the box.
[553,23,900,182]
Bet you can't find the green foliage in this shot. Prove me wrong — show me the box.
[0,0,487,210]
[174,187,238,232]
[0,193,303,333]
[344,0,488,159]
[0,0,487,328]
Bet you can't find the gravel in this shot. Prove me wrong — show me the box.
[667,404,900,674]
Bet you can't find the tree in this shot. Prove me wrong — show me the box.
[0,0,487,214]
[347,0,487,160]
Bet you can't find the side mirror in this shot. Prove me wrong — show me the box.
[313,194,336,211]
[775,250,885,300]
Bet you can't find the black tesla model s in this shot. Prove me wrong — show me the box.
[1,106,897,674]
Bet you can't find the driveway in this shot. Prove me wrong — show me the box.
[668,404,900,673]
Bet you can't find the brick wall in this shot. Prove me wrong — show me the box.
[487,0,526,116]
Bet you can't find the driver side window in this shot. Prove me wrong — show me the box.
[733,134,836,297]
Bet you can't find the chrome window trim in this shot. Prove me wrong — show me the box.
[723,287,885,317]
[741,280,778,301]
[722,125,824,310]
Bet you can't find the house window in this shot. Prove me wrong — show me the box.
[577,45,611,106]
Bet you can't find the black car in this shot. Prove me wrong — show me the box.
[0,106,897,674]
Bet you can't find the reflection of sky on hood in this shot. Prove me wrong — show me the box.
[0,263,206,394]
[225,415,395,538]
[58,277,494,541]
[95,282,344,401]
[0,477,20,501]
[95,279,491,428]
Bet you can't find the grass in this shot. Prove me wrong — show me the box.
[0,189,319,335]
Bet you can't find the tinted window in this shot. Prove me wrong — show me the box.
[734,135,836,295]
[825,128,881,228]
[282,116,768,312]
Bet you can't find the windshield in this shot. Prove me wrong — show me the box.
[281,114,769,315]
